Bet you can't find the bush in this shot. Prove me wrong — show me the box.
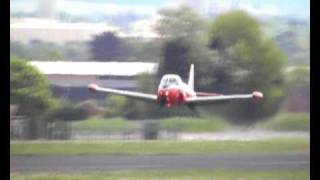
[71,117,139,132]
[10,56,58,119]
[104,95,130,118]
[255,113,310,131]
[47,101,89,122]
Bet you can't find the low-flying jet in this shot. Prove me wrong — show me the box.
[88,64,263,108]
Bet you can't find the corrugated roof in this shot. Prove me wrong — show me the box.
[29,61,158,76]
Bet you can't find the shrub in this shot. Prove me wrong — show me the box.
[71,117,139,132]
[47,101,89,122]
[255,113,310,131]
[104,95,129,118]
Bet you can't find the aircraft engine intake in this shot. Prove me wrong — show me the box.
[157,89,185,108]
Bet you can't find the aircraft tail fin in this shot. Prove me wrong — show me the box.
[188,64,194,91]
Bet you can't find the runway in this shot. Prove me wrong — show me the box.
[11,154,309,172]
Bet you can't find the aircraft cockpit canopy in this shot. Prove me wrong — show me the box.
[159,75,182,88]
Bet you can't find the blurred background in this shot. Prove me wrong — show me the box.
[10,0,309,140]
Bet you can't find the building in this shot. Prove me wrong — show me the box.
[10,18,119,44]
[29,61,158,103]
[10,18,158,44]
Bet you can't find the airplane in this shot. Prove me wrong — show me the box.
[88,64,263,108]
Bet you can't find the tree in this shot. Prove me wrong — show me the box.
[207,11,287,122]
[10,56,57,118]
[155,7,224,118]
[156,7,212,83]
[46,100,89,122]
[128,39,163,62]
[155,6,207,42]
[125,73,159,119]
[209,11,261,50]
[89,32,128,61]
[158,38,192,79]
[104,95,130,118]
[10,56,59,139]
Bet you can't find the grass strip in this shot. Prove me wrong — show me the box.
[11,138,309,155]
[11,169,309,180]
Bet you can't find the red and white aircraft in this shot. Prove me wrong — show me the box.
[88,64,263,108]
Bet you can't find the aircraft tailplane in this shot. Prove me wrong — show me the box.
[188,64,194,91]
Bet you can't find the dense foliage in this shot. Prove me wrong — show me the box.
[89,32,130,61]
[10,56,57,119]
[155,9,287,123]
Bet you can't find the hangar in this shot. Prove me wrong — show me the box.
[29,61,157,103]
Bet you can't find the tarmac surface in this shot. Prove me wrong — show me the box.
[11,154,309,172]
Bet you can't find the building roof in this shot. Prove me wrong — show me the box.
[29,61,158,76]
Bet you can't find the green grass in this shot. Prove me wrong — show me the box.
[255,113,310,132]
[159,116,230,132]
[10,169,309,180]
[71,117,139,132]
[71,116,230,133]
[11,138,309,155]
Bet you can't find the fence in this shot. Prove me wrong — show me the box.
[10,117,71,140]
[10,118,179,140]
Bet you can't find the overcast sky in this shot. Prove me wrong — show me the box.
[11,0,310,19]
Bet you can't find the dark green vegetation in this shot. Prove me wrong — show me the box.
[10,57,89,122]
[11,138,309,155]
[10,56,58,121]
[71,116,230,133]
[10,41,91,61]
[71,118,139,132]
[100,9,294,123]
[10,57,89,139]
[206,11,286,122]
[11,169,309,180]
[89,32,130,61]
[256,113,310,132]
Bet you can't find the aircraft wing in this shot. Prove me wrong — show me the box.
[185,91,263,106]
[88,84,157,102]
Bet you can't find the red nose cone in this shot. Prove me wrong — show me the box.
[253,91,263,99]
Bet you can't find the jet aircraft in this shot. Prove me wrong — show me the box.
[88,64,263,108]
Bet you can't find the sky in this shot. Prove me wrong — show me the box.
[11,0,310,19]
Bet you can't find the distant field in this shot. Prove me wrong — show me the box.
[10,169,309,180]
[255,113,310,132]
[11,138,309,155]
